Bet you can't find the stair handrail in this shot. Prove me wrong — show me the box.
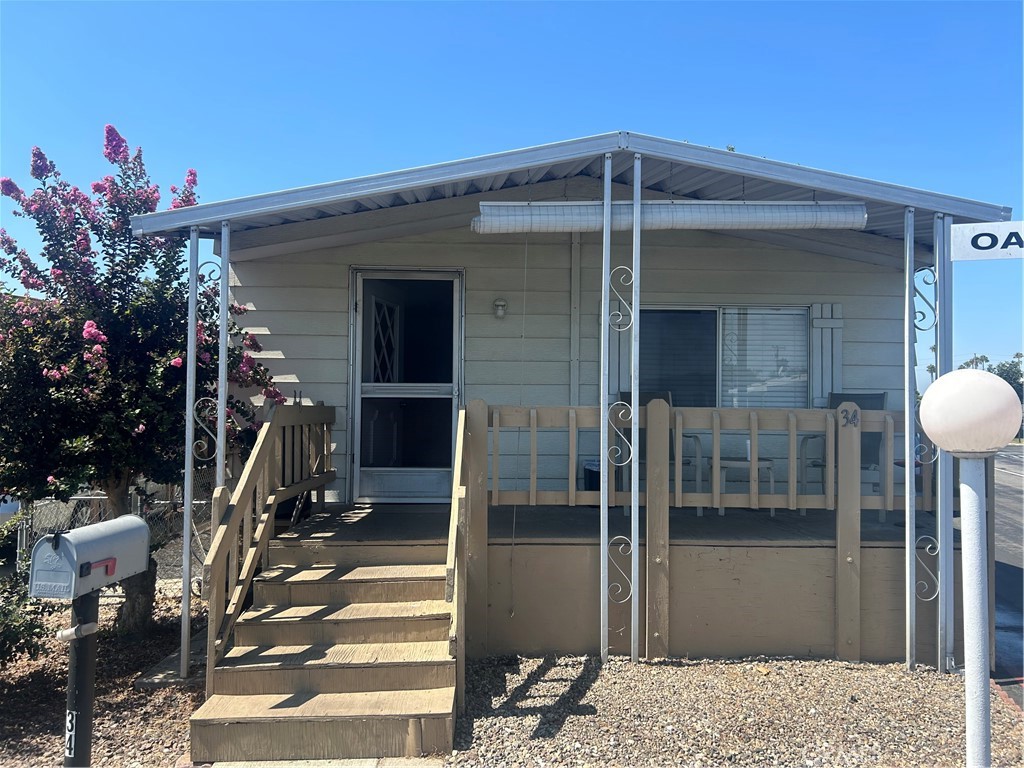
[444,408,469,716]
[203,403,336,686]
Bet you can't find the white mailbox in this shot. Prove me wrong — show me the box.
[29,515,150,600]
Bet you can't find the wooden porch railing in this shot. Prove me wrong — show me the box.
[486,402,935,514]
[444,409,470,716]
[203,403,336,691]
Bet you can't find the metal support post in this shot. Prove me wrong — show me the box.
[217,221,230,488]
[935,212,955,672]
[630,152,641,663]
[958,458,991,767]
[599,153,612,662]
[64,591,99,767]
[180,226,199,679]
[903,206,916,669]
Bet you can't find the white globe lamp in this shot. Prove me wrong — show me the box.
[920,369,1022,458]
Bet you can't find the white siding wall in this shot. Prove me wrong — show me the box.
[231,227,904,501]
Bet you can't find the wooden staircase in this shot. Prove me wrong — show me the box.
[190,538,455,762]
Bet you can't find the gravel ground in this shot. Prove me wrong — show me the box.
[4,576,1021,767]
[0,587,205,767]
[449,655,1024,768]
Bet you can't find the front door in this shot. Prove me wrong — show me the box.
[353,271,461,502]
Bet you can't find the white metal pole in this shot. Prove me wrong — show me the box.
[904,207,917,670]
[600,153,612,662]
[630,153,641,663]
[935,212,955,672]
[217,222,230,488]
[958,457,991,767]
[180,225,199,679]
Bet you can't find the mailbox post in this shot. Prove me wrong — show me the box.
[29,516,150,768]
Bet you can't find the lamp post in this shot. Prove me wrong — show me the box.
[920,369,1022,768]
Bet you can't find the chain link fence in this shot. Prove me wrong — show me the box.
[15,466,220,588]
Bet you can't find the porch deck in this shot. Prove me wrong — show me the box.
[281,503,955,549]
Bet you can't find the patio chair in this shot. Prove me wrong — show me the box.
[617,391,703,514]
[799,392,888,512]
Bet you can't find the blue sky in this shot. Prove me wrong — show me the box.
[2,0,1021,371]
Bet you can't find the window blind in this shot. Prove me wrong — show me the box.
[721,308,809,408]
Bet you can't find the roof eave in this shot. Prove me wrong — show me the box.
[131,130,1013,236]
[623,132,1013,223]
[131,132,623,235]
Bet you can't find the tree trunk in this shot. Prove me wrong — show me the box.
[116,556,156,635]
[100,477,156,635]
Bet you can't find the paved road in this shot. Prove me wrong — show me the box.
[993,443,1022,708]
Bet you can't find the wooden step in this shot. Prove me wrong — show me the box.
[234,600,451,646]
[268,540,447,568]
[253,564,447,606]
[212,641,454,695]
[190,687,454,762]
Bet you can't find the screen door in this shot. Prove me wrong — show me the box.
[353,272,460,502]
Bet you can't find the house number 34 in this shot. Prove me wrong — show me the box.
[840,408,860,428]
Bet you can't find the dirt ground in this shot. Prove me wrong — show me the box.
[0,588,205,767]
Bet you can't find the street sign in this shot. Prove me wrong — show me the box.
[951,221,1023,261]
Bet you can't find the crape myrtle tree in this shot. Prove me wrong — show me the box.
[0,125,286,633]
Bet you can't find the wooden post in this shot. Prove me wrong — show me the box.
[645,399,670,658]
[836,401,862,661]
[205,487,229,697]
[466,400,489,657]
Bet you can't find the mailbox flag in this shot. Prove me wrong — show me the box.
[951,221,1024,261]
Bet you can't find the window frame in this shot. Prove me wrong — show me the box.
[638,303,812,409]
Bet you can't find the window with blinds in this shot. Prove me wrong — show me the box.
[639,307,809,409]
[721,307,809,408]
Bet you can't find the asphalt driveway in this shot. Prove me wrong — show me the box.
[993,443,1023,708]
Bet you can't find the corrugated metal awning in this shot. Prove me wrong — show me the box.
[131,131,1012,258]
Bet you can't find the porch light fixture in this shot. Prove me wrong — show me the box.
[493,298,508,319]
[471,200,868,234]
[920,369,1022,768]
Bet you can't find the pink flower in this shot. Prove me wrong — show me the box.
[82,320,108,343]
[133,424,145,435]
[199,351,211,363]
[0,229,18,256]
[50,268,63,278]
[102,124,129,164]
[47,475,56,484]
[91,180,107,195]
[21,319,33,327]
[0,177,24,201]
[185,169,198,187]
[170,357,183,368]
[30,147,55,180]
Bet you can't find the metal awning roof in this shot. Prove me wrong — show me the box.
[131,131,1012,255]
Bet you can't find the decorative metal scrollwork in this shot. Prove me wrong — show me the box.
[198,259,221,285]
[608,265,634,332]
[607,401,633,467]
[915,535,940,601]
[192,396,219,461]
[608,535,633,604]
[913,267,937,332]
